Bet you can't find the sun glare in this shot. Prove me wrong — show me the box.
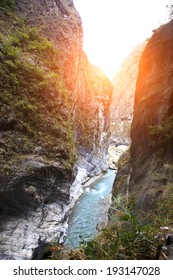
[74,0,168,79]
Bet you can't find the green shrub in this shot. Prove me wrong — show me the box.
[0,23,76,163]
[15,100,37,114]
[151,183,173,227]
[149,116,173,140]
[46,195,158,260]
[79,196,155,260]
[0,0,15,11]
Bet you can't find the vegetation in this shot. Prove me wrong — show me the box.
[77,106,96,148]
[0,3,112,176]
[44,166,173,260]
[46,132,172,260]
[149,116,173,140]
[78,196,156,260]
[0,0,15,12]
[149,116,173,156]
[0,18,76,176]
[151,183,173,228]
[44,196,158,260]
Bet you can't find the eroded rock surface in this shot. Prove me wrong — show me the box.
[0,158,72,259]
[0,0,112,259]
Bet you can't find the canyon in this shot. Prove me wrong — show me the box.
[1,0,173,261]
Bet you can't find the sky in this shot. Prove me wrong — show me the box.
[73,0,170,79]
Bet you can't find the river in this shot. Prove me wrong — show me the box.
[64,169,116,249]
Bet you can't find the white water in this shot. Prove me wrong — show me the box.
[64,169,116,248]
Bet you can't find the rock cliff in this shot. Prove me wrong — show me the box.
[110,42,146,142]
[114,20,173,215]
[0,0,112,259]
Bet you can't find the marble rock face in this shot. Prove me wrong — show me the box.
[0,0,112,259]
[0,157,72,259]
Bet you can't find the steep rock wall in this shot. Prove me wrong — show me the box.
[110,42,146,142]
[0,0,112,259]
[119,20,173,212]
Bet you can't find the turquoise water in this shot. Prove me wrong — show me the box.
[64,169,116,248]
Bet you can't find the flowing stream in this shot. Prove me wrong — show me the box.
[64,169,116,248]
